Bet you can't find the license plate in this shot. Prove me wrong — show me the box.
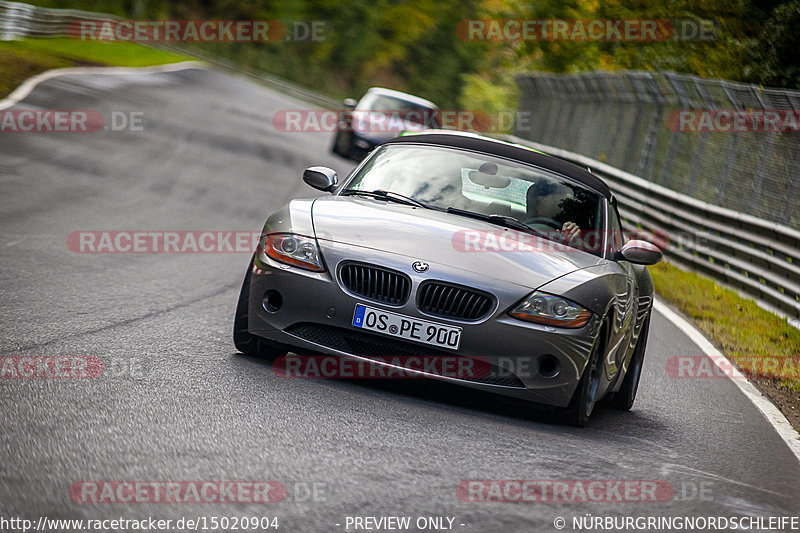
[352,304,462,350]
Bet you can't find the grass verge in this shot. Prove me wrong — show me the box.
[650,261,800,430]
[0,38,189,99]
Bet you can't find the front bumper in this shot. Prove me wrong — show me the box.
[248,240,602,407]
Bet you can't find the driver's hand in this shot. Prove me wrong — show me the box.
[561,221,580,242]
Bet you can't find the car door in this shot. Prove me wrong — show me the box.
[606,198,637,377]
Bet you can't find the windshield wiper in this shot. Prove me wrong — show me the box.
[341,189,438,210]
[445,208,551,239]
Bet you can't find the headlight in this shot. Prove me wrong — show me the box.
[262,233,325,272]
[509,291,592,328]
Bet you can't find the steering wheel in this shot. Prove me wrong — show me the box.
[524,217,562,231]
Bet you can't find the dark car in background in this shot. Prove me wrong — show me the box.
[331,87,440,161]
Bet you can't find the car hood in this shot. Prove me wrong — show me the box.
[310,196,603,289]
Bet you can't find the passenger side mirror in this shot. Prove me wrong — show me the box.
[618,240,662,265]
[342,98,357,110]
[303,166,338,192]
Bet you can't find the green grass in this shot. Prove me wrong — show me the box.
[650,261,800,393]
[0,38,189,98]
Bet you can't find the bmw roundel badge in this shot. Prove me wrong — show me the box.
[412,261,429,273]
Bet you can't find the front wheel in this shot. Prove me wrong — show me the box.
[233,260,287,359]
[563,329,604,427]
[608,313,650,411]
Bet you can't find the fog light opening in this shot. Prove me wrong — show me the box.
[262,290,283,313]
[538,354,560,378]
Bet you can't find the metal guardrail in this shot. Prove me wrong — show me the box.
[500,135,800,322]
[4,0,798,320]
[0,0,114,40]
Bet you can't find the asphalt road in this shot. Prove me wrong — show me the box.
[1,66,798,532]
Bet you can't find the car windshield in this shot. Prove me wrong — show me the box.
[342,143,605,253]
[357,94,437,125]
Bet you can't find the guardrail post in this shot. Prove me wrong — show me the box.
[747,86,776,214]
[604,75,629,169]
[780,150,800,226]
[657,73,690,189]
[714,83,745,205]
[636,72,664,180]
[685,79,714,195]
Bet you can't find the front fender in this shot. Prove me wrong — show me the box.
[536,262,632,388]
[262,198,317,237]
[535,262,628,320]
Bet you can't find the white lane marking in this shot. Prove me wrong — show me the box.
[0,61,206,111]
[654,298,800,462]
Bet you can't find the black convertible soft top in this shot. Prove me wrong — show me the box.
[382,132,612,199]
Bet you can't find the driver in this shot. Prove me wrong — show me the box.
[525,181,581,242]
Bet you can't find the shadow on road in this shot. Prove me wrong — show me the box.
[233,351,666,434]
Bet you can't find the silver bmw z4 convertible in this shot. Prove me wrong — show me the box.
[233,131,662,426]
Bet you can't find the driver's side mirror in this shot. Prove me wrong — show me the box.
[342,98,357,110]
[303,166,338,192]
[618,240,663,265]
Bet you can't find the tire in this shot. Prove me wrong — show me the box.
[233,259,287,360]
[609,313,650,411]
[564,327,605,427]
